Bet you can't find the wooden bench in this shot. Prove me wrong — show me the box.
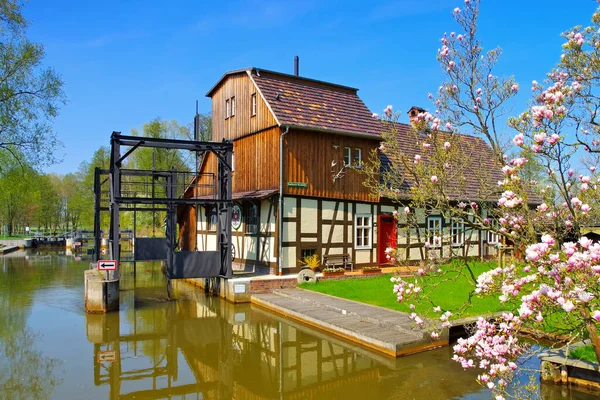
[323,253,353,271]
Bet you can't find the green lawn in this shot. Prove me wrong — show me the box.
[570,344,598,363]
[300,261,506,319]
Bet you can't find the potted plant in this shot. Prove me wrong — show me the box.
[360,266,382,275]
[322,266,345,277]
[298,254,321,271]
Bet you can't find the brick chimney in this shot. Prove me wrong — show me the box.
[407,106,426,126]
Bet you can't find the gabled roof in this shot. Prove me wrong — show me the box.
[380,122,506,202]
[206,67,382,139]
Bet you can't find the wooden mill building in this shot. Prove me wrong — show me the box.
[178,63,503,275]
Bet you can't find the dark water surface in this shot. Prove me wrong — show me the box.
[0,249,596,399]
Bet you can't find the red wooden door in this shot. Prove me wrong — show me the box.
[378,214,397,265]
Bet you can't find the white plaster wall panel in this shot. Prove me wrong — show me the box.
[335,208,346,222]
[397,211,407,224]
[260,237,276,262]
[356,203,371,215]
[300,199,318,234]
[244,236,257,260]
[348,226,353,243]
[468,243,478,257]
[328,247,343,255]
[283,197,296,218]
[283,221,296,242]
[355,250,370,264]
[234,235,243,258]
[260,200,276,233]
[322,201,336,220]
[322,225,330,243]
[409,248,422,260]
[415,208,426,224]
[207,234,217,251]
[398,228,407,244]
[331,225,344,243]
[303,237,318,242]
[282,246,296,269]
[197,206,206,231]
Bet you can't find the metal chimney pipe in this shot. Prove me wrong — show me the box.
[294,56,299,76]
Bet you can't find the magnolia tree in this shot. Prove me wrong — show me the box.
[369,1,600,398]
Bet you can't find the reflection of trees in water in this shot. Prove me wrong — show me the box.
[0,328,62,400]
[0,253,72,400]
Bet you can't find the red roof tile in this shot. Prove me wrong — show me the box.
[251,70,382,138]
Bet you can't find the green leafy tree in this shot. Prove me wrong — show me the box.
[0,0,66,169]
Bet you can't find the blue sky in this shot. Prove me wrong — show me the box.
[25,0,597,174]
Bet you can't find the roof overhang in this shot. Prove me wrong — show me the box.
[281,124,381,140]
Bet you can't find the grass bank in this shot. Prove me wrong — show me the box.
[300,261,506,319]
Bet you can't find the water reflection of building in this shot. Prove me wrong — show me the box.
[86,279,382,400]
[86,279,484,400]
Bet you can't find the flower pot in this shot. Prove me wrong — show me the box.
[361,269,381,275]
[323,271,345,277]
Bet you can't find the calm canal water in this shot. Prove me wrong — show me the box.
[0,249,596,399]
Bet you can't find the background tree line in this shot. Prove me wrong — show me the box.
[1,117,211,237]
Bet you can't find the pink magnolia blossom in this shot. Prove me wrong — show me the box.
[404,206,410,215]
[431,175,438,183]
[372,113,378,119]
[384,105,393,118]
[444,141,451,150]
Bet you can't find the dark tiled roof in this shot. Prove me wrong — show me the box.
[251,70,382,138]
[380,122,506,202]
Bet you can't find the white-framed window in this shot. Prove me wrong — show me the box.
[451,219,464,246]
[354,148,362,168]
[487,230,498,245]
[231,96,236,117]
[344,147,351,167]
[245,203,258,234]
[427,216,442,248]
[251,93,257,116]
[226,99,230,119]
[355,214,372,249]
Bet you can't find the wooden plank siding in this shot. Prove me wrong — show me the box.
[283,129,379,202]
[211,72,278,142]
[198,128,280,194]
[233,127,280,192]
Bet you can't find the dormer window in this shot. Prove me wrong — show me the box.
[251,93,257,116]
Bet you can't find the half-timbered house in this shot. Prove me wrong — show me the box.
[178,64,504,275]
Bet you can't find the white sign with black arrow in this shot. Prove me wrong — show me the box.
[97,260,117,271]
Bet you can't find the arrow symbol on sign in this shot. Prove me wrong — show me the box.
[101,263,108,268]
